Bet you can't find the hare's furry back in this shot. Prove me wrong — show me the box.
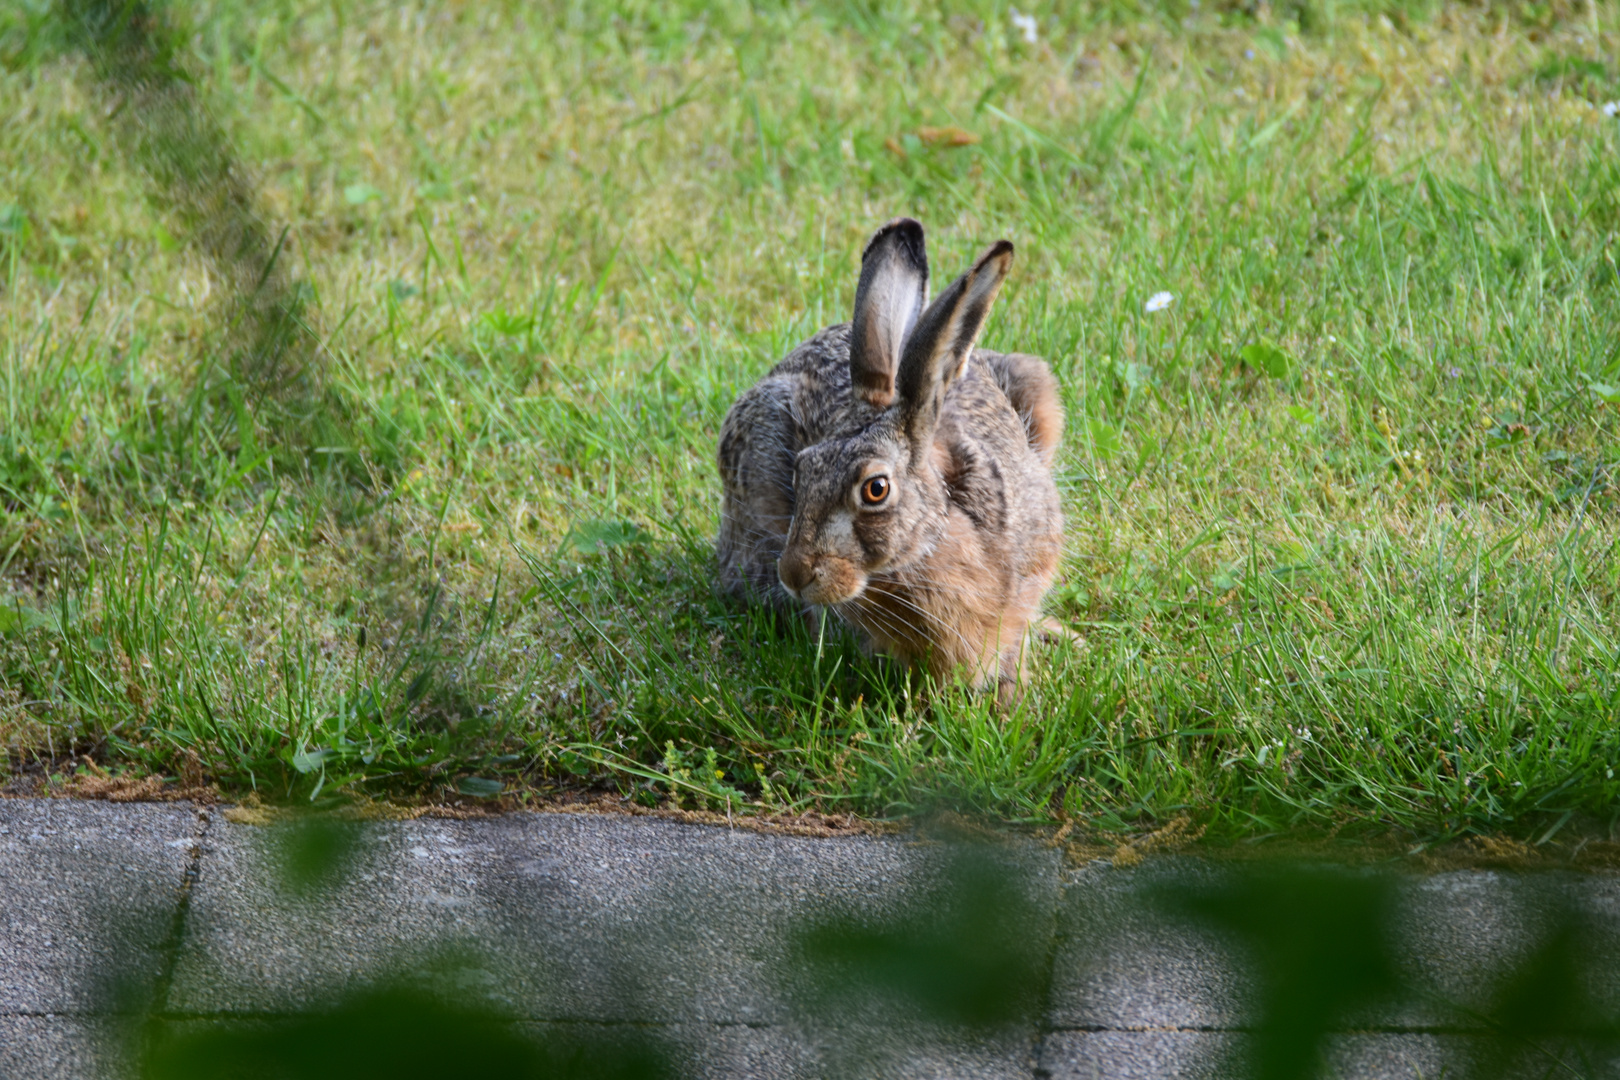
[715,220,1064,698]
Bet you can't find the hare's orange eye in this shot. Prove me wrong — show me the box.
[861,476,890,506]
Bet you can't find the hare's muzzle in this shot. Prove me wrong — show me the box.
[778,550,863,605]
[777,549,815,597]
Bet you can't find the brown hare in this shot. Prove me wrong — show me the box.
[716,218,1065,702]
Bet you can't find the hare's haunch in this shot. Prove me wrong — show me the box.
[716,219,1065,700]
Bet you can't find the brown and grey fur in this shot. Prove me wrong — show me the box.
[716,219,1065,701]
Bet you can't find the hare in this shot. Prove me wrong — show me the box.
[716,218,1065,702]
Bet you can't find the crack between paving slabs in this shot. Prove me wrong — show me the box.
[138,1013,780,1028]
[1029,860,1076,1080]
[1039,1025,1502,1035]
[135,802,213,1049]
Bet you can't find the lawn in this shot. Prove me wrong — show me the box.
[1,0,1618,843]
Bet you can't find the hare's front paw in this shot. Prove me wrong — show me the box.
[1035,617,1082,647]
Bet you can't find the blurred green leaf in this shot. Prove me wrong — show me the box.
[0,602,48,636]
[791,847,1046,1032]
[1157,867,1400,1080]
[1089,419,1121,460]
[274,815,361,897]
[457,776,503,797]
[1241,339,1296,379]
[290,747,331,774]
[141,987,675,1079]
[564,520,648,556]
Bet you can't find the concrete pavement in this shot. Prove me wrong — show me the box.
[3,797,1618,1079]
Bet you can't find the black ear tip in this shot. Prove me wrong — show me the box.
[985,239,1015,263]
[864,218,927,267]
[877,216,923,239]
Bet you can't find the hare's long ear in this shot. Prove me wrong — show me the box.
[896,240,1014,442]
[849,218,928,409]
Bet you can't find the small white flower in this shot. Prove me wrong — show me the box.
[1144,291,1175,313]
[1604,101,1620,118]
[1010,8,1039,44]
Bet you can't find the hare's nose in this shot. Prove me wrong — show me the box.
[777,551,815,596]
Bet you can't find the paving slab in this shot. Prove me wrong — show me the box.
[521,1019,1038,1080]
[166,812,1054,1077]
[1049,859,1620,1033]
[0,799,199,1015]
[1049,859,1253,1030]
[168,812,1060,1031]
[518,1020,820,1080]
[1039,1031,1240,1080]
[1381,870,1620,1028]
[1040,1032,1620,1080]
[0,1015,134,1080]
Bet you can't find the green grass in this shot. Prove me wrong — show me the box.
[2,0,1619,842]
